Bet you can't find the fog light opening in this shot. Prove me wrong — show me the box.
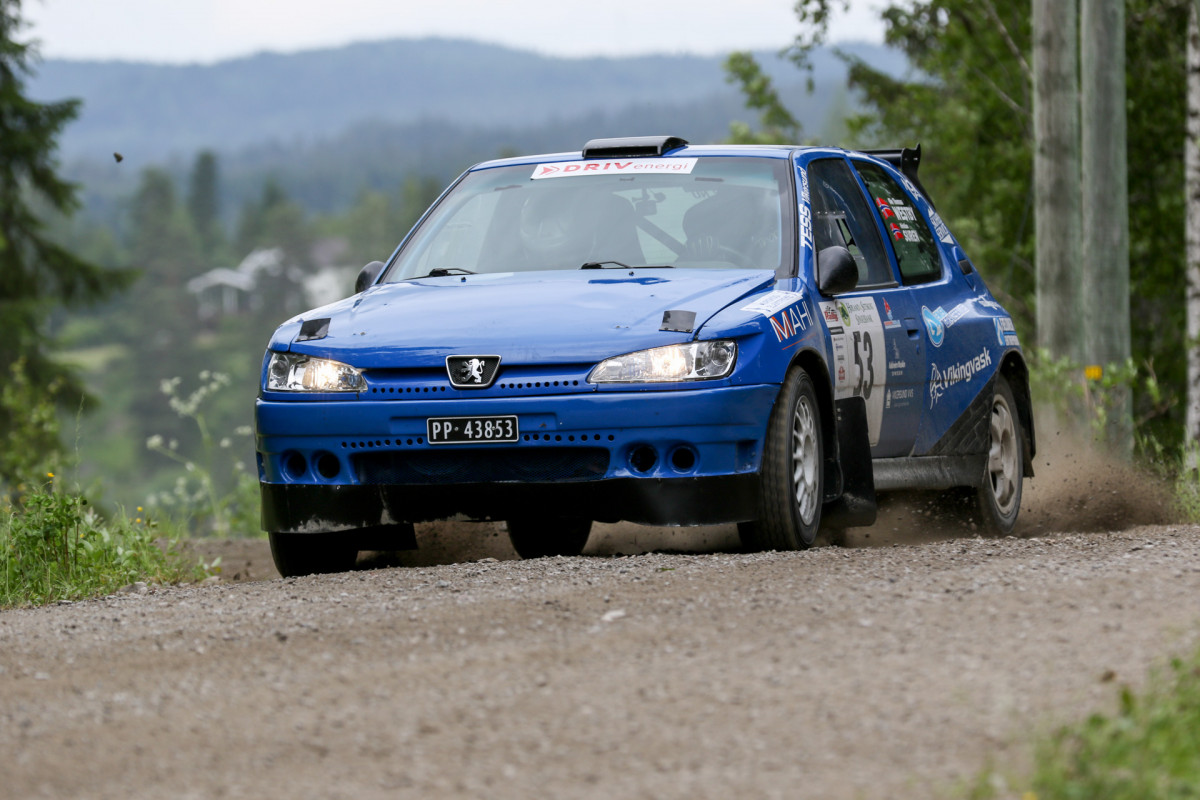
[629,445,658,474]
[283,451,308,480]
[315,451,342,480]
[669,446,697,473]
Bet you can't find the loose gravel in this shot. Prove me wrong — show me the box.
[3,520,1199,800]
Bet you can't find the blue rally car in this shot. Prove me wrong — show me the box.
[255,136,1034,577]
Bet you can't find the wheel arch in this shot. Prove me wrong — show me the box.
[999,351,1036,476]
[788,347,841,498]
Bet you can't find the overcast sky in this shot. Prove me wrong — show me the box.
[21,0,886,63]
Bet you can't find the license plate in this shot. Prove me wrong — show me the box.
[427,415,519,444]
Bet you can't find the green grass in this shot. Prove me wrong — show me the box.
[969,647,1200,799]
[1,477,211,608]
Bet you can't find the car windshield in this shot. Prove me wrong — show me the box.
[383,156,793,281]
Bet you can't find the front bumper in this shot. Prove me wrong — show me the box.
[256,384,777,531]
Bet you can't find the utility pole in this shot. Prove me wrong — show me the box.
[1033,0,1082,363]
[1081,0,1131,458]
[1187,1,1200,466]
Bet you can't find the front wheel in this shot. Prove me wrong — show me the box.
[505,517,592,559]
[973,374,1024,535]
[738,366,824,551]
[269,532,358,578]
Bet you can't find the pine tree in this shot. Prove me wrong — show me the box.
[187,150,223,264]
[0,0,132,482]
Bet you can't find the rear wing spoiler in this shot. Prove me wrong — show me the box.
[863,145,936,210]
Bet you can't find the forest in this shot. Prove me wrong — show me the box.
[3,0,1197,527]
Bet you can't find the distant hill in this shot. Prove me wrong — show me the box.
[28,37,908,219]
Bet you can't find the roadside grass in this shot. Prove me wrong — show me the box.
[966,645,1200,799]
[0,366,237,609]
[1,476,211,608]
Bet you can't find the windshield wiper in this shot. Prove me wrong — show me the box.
[423,267,476,277]
[580,261,673,270]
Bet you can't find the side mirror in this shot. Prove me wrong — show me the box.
[355,261,385,294]
[816,246,858,295]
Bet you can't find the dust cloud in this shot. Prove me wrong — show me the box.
[358,423,1178,567]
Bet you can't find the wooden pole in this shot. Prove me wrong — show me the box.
[1033,0,1082,362]
[1186,3,1200,466]
[1081,0,1131,457]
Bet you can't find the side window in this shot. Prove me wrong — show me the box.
[806,158,894,288]
[853,161,942,285]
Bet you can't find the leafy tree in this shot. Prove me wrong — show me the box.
[0,0,132,486]
[730,0,1192,449]
[724,51,803,144]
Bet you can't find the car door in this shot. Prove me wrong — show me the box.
[806,156,924,458]
[849,157,991,454]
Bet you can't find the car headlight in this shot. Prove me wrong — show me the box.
[588,340,737,383]
[266,352,365,392]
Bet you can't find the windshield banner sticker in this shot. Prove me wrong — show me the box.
[531,158,698,180]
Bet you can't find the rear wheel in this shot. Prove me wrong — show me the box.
[738,366,824,551]
[973,375,1023,535]
[506,517,592,559]
[269,532,358,578]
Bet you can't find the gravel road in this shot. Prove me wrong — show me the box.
[2,443,1199,800]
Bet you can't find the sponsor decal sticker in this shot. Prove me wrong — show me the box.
[901,175,923,202]
[941,301,971,329]
[995,316,1020,347]
[922,306,946,347]
[921,301,970,348]
[532,158,698,179]
[768,304,812,343]
[881,297,901,329]
[927,208,954,244]
[741,290,806,318]
[885,387,915,409]
[746,292,811,345]
[929,347,993,408]
[799,168,813,253]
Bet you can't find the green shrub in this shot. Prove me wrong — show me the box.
[1,476,210,607]
[968,647,1200,799]
[144,371,261,538]
[1028,649,1200,798]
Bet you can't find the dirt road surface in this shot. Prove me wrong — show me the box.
[3,444,1199,799]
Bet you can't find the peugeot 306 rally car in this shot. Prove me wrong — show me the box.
[255,135,1034,577]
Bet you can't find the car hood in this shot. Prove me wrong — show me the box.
[278,269,777,367]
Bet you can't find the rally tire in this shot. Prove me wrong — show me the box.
[739,366,824,551]
[506,517,592,559]
[973,374,1024,535]
[269,531,358,578]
